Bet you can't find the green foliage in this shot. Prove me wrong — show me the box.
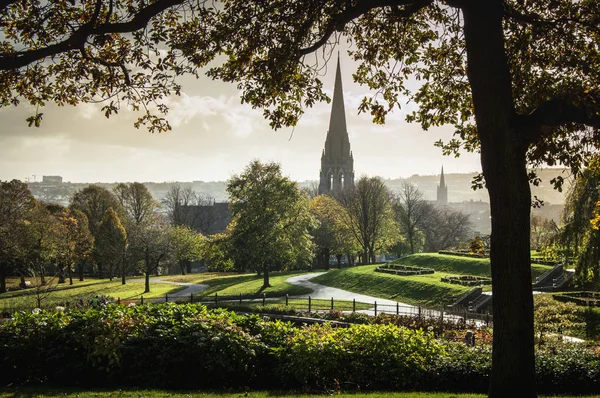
[227,161,315,284]
[95,207,127,280]
[1,303,599,394]
[278,323,444,390]
[559,155,600,286]
[533,295,583,347]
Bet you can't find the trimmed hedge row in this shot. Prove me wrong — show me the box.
[376,264,435,276]
[1,304,599,394]
[441,275,492,286]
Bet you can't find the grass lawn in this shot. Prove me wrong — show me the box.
[391,253,552,279]
[311,264,471,307]
[196,271,315,297]
[0,389,596,398]
[0,278,186,311]
[310,254,554,307]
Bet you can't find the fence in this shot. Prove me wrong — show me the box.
[0,291,492,327]
[114,293,493,326]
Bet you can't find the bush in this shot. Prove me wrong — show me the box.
[376,264,435,276]
[276,323,445,390]
[1,303,599,394]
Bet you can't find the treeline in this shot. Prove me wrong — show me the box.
[0,160,475,294]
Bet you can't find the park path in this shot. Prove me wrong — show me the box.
[286,272,424,316]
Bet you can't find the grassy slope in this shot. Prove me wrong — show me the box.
[310,254,553,308]
[197,271,314,297]
[0,278,186,311]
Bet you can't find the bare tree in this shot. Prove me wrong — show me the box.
[422,207,473,252]
[340,176,396,264]
[162,184,217,233]
[393,182,435,254]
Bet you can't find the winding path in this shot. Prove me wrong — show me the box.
[286,272,425,316]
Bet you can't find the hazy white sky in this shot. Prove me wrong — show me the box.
[0,53,482,183]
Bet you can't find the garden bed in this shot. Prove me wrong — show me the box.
[375,264,435,276]
[441,275,492,286]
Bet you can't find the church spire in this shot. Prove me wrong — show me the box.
[437,166,448,206]
[318,54,355,197]
[328,54,347,134]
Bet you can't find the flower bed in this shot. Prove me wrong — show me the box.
[438,250,488,258]
[375,264,435,276]
[441,275,492,286]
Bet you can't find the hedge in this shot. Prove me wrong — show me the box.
[1,304,599,394]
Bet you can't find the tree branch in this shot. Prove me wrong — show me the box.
[0,0,185,71]
[0,0,20,13]
[523,95,600,143]
[504,2,600,36]
[298,0,433,56]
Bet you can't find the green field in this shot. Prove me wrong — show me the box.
[310,254,553,307]
[193,271,314,297]
[391,253,552,278]
[0,277,186,311]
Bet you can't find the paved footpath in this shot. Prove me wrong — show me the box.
[286,272,424,316]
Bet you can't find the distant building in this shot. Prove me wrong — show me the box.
[436,166,448,206]
[318,56,355,197]
[42,175,63,184]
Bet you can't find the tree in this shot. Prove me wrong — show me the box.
[128,215,171,293]
[394,182,434,254]
[559,157,600,286]
[530,215,558,252]
[533,295,582,348]
[422,206,473,252]
[167,225,203,275]
[162,183,217,233]
[70,185,122,279]
[45,204,94,285]
[5,1,600,396]
[0,180,36,293]
[114,182,158,226]
[95,208,128,284]
[228,160,314,288]
[310,195,358,268]
[340,176,397,264]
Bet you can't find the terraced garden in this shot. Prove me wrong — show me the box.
[310,253,553,307]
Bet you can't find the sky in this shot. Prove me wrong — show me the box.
[0,53,483,183]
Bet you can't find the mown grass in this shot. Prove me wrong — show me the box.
[0,278,186,312]
[392,253,552,279]
[0,389,596,398]
[310,254,554,307]
[310,265,470,307]
[196,271,314,297]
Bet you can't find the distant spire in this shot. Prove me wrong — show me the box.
[440,166,446,188]
[328,54,347,134]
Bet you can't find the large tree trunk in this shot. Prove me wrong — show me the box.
[462,3,536,398]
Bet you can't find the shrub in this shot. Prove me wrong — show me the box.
[276,323,445,390]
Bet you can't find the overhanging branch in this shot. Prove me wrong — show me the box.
[523,95,600,143]
[0,0,185,71]
[298,0,433,56]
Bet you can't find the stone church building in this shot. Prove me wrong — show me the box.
[318,57,355,197]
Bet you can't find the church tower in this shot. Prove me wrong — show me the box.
[318,56,354,197]
[436,166,448,206]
